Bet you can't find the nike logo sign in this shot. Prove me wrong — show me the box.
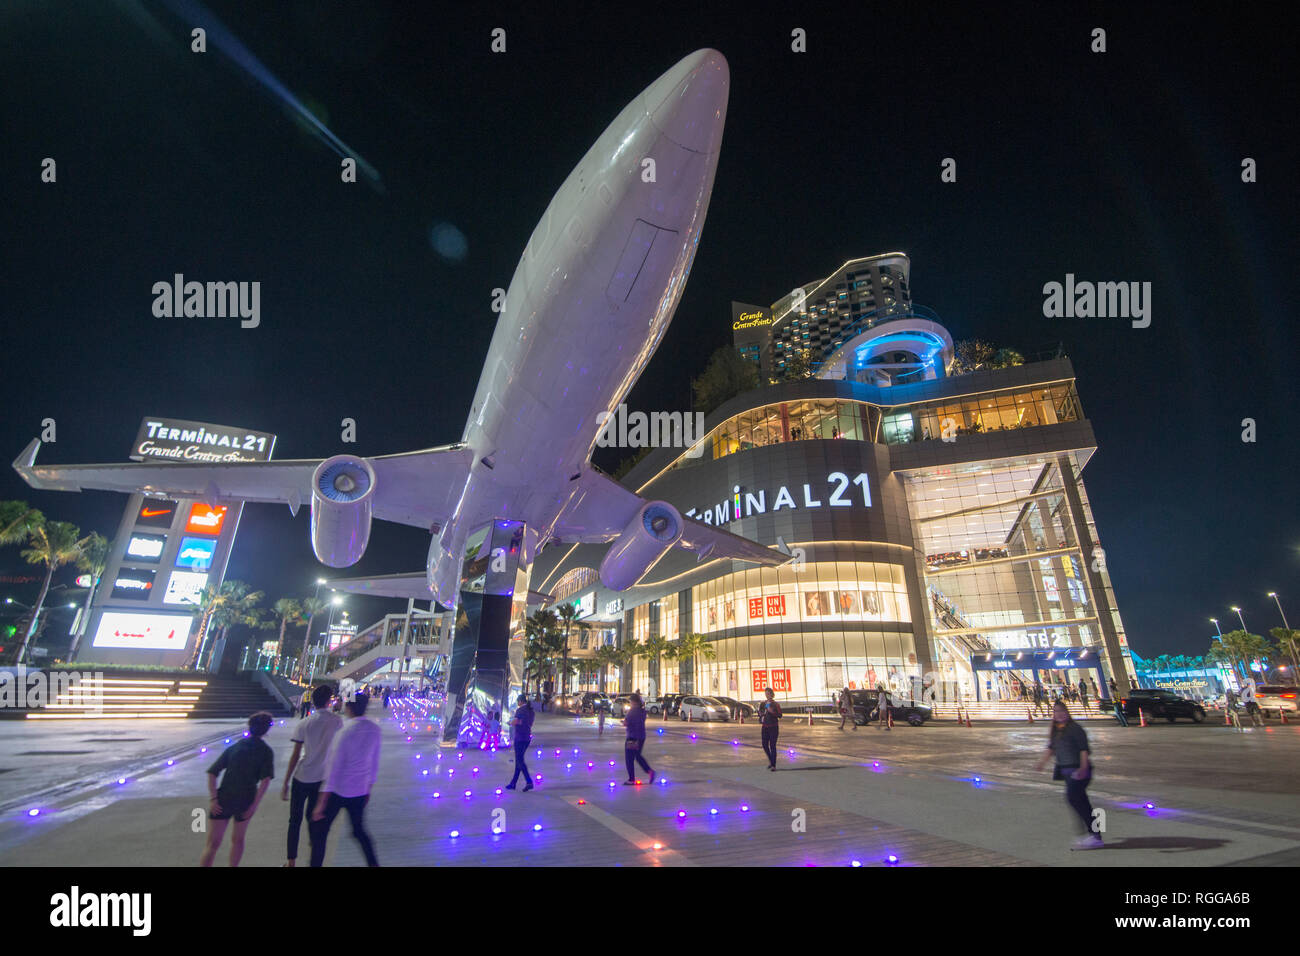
[140,508,171,517]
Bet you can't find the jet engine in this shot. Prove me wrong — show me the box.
[310,455,376,567]
[599,500,682,591]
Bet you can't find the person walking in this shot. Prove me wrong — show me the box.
[1225,686,1243,731]
[1078,679,1090,712]
[200,712,275,867]
[1033,681,1046,716]
[381,687,391,710]
[622,692,655,785]
[282,684,343,867]
[1034,701,1103,850]
[838,688,855,731]
[309,692,381,867]
[876,683,892,730]
[505,696,535,791]
[759,687,782,770]
[596,702,607,737]
[1241,680,1264,727]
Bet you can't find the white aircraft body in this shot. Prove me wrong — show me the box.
[15,49,783,612]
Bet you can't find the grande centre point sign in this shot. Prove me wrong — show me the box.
[131,417,276,464]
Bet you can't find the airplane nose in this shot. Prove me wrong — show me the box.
[643,48,729,154]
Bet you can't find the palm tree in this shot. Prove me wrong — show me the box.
[205,582,266,671]
[1219,629,1268,683]
[554,603,591,699]
[592,644,621,693]
[614,639,643,696]
[641,634,674,701]
[675,632,717,695]
[1270,627,1300,681]
[525,609,563,695]
[295,596,329,680]
[0,500,44,546]
[67,532,109,660]
[989,348,1025,369]
[188,580,263,670]
[17,521,92,664]
[271,598,304,673]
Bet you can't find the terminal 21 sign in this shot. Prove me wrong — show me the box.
[131,417,276,464]
[686,471,872,527]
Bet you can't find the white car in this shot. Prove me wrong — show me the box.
[1254,685,1299,717]
[678,695,730,722]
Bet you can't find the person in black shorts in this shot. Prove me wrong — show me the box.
[200,712,275,866]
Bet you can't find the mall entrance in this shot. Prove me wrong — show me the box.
[970,648,1111,703]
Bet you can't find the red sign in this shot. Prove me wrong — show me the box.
[771,669,791,692]
[748,597,764,619]
[185,503,228,536]
[766,595,786,616]
[751,669,768,693]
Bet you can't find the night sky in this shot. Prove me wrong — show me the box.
[1,2,1296,658]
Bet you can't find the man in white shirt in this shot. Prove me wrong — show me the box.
[281,684,343,867]
[309,691,382,866]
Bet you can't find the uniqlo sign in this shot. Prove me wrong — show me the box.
[751,670,768,693]
[748,597,764,619]
[771,669,792,692]
[766,595,786,616]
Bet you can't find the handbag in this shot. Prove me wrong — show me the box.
[625,738,640,750]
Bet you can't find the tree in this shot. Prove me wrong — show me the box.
[188,580,264,670]
[0,500,44,546]
[641,634,675,701]
[525,609,563,693]
[779,347,814,382]
[950,339,995,374]
[554,603,591,698]
[1213,629,1269,684]
[67,532,109,660]
[17,521,92,664]
[271,598,304,674]
[592,644,621,693]
[1270,627,1300,681]
[989,348,1025,369]
[613,638,643,695]
[296,596,329,680]
[691,346,759,415]
[674,632,717,694]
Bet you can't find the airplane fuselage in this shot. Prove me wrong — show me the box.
[426,50,729,604]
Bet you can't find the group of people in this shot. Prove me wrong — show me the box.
[505,686,789,790]
[201,684,382,867]
[835,685,893,731]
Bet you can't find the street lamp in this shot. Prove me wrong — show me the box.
[1210,617,1222,637]
[1267,592,1291,630]
[1230,606,1247,632]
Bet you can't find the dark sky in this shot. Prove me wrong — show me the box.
[1,1,1296,658]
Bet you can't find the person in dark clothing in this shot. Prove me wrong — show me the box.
[1078,679,1090,712]
[759,687,782,769]
[1032,681,1046,716]
[201,711,275,866]
[505,697,535,791]
[1035,701,1103,850]
[622,692,655,784]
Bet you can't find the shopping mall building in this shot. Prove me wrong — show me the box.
[532,253,1135,708]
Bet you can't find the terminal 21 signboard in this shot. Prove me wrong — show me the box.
[78,417,277,668]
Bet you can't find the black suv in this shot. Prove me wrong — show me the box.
[712,695,755,720]
[578,691,611,713]
[846,689,931,726]
[1121,689,1206,723]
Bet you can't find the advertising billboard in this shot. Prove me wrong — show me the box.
[135,498,179,529]
[110,570,156,601]
[174,536,217,571]
[162,570,209,606]
[125,532,167,562]
[131,417,276,464]
[92,611,193,650]
[184,503,228,536]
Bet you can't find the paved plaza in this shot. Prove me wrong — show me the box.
[1,704,1298,867]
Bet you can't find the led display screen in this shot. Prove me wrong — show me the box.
[174,536,216,571]
[92,611,193,650]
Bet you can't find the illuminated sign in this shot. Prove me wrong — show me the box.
[92,611,193,650]
[163,570,208,606]
[135,499,178,529]
[328,624,358,650]
[752,669,768,693]
[126,533,167,563]
[731,301,773,332]
[131,417,275,464]
[605,598,623,616]
[770,669,791,692]
[110,571,155,601]
[573,592,594,619]
[174,536,217,571]
[687,472,872,527]
[185,503,228,536]
[993,661,1014,669]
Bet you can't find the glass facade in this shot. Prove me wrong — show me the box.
[626,561,918,702]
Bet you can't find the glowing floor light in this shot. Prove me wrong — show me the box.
[27,808,40,817]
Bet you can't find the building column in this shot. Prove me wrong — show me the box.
[1056,455,1126,684]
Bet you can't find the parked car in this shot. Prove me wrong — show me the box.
[678,695,730,721]
[577,691,611,714]
[1120,689,1206,723]
[610,695,633,717]
[1254,685,1299,718]
[845,689,931,726]
[712,695,755,720]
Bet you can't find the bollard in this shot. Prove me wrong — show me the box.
[807,708,813,726]
[1027,707,1034,724]
[1138,708,1147,728]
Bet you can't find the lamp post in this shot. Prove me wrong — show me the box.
[1210,617,1222,638]
[1230,606,1247,632]
[1268,592,1298,680]
[1268,592,1291,630]
[5,598,77,664]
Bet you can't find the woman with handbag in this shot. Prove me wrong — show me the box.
[621,692,656,785]
[1035,701,1103,850]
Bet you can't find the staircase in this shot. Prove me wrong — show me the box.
[17,671,293,720]
[932,700,1116,721]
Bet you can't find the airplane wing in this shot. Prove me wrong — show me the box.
[11,439,472,531]
[555,467,786,567]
